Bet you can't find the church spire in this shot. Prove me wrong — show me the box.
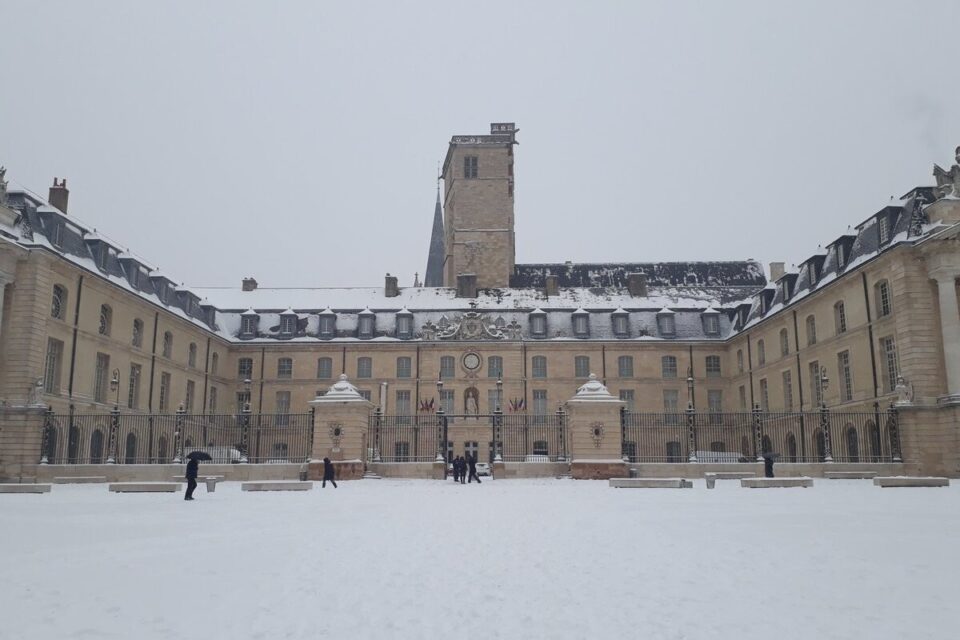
[424,180,445,287]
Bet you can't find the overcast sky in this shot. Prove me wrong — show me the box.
[2,1,959,290]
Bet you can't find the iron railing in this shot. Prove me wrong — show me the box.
[40,410,314,465]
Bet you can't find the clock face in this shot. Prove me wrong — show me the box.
[463,353,481,371]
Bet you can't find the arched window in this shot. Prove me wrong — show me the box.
[785,432,798,463]
[868,421,881,461]
[805,315,817,346]
[488,356,503,379]
[779,328,789,357]
[211,352,219,375]
[51,285,67,319]
[124,433,137,464]
[67,424,80,464]
[814,429,826,462]
[157,436,168,462]
[188,343,198,368]
[132,319,144,348]
[665,441,683,463]
[661,356,677,379]
[99,304,112,336]
[439,356,455,379]
[531,356,547,379]
[617,356,634,378]
[757,339,766,366]
[834,301,847,334]
[89,429,104,464]
[845,425,859,462]
[162,331,173,358]
[45,427,59,464]
[874,280,892,318]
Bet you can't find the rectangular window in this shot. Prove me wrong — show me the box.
[573,315,589,336]
[532,390,548,415]
[396,357,412,379]
[280,315,296,336]
[531,315,546,336]
[397,315,413,338]
[357,357,372,379]
[317,357,333,379]
[358,315,374,338]
[277,358,293,379]
[532,356,547,378]
[127,364,141,409]
[464,155,478,179]
[707,390,722,424]
[574,356,590,378]
[237,391,250,412]
[738,385,747,410]
[663,390,679,423]
[94,353,110,404]
[782,371,793,411]
[661,356,678,379]
[705,355,721,378]
[44,338,64,393]
[208,386,218,414]
[619,389,635,412]
[185,380,195,413]
[878,215,890,244]
[159,372,171,412]
[396,390,411,416]
[613,315,628,336]
[617,356,634,378]
[809,360,822,406]
[838,350,853,402]
[704,315,720,335]
[238,358,253,379]
[487,356,503,379]
[835,302,847,334]
[880,336,899,393]
[439,356,455,379]
[658,314,676,336]
[395,441,411,461]
[319,315,335,338]
[440,389,455,414]
[759,378,769,411]
[275,391,291,426]
[487,388,503,412]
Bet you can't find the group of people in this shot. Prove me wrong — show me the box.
[451,454,481,484]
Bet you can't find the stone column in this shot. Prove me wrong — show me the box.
[931,270,960,402]
[565,374,627,480]
[308,374,374,481]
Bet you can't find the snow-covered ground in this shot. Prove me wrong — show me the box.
[2,479,958,640]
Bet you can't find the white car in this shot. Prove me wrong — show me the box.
[475,462,491,476]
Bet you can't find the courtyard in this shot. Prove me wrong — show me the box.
[1,479,958,640]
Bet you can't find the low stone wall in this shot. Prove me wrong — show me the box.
[308,459,364,481]
[498,462,568,478]
[571,460,630,480]
[367,462,436,479]
[29,463,303,483]
[627,462,905,478]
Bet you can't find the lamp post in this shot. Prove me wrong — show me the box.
[685,366,697,462]
[818,367,833,462]
[435,379,446,463]
[173,403,185,464]
[240,378,252,463]
[494,376,503,463]
[107,369,120,464]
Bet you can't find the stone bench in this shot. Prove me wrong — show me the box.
[241,481,313,492]
[741,477,813,488]
[824,471,878,480]
[109,483,181,493]
[0,484,52,494]
[873,476,949,488]
[610,478,693,489]
[173,475,224,492]
[52,476,108,484]
[705,472,757,489]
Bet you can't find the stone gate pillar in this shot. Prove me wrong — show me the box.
[308,374,374,481]
[565,374,627,480]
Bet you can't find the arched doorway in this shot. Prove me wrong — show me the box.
[785,432,797,462]
[89,429,104,464]
[846,425,859,463]
[67,425,80,464]
[868,421,881,461]
[124,433,137,464]
[814,429,826,462]
[157,436,168,463]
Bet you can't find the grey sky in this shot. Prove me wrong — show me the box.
[2,1,959,289]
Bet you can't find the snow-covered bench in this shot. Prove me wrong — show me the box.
[824,471,878,480]
[873,476,949,488]
[109,483,181,493]
[610,478,692,489]
[241,481,313,492]
[0,483,52,494]
[172,475,224,492]
[741,477,813,488]
[705,471,756,489]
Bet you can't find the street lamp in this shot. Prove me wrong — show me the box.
[685,366,695,410]
[243,378,252,412]
[109,368,121,409]
[435,379,446,463]
[818,367,830,408]
[495,376,503,413]
[817,366,833,462]
[107,368,121,464]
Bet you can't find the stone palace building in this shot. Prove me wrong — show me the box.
[1,124,959,480]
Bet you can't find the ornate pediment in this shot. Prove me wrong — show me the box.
[421,311,520,341]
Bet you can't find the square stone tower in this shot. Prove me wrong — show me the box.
[441,122,518,289]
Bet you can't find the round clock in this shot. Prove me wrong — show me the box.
[463,352,481,371]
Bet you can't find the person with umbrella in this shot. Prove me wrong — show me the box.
[322,457,337,488]
[185,450,212,500]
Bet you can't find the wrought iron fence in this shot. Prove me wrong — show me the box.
[368,414,443,463]
[40,410,314,465]
[621,407,901,464]
[499,413,567,462]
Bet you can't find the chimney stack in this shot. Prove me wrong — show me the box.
[242,277,258,291]
[769,262,786,282]
[385,273,399,297]
[49,178,69,213]
[545,275,559,297]
[456,273,478,298]
[627,273,648,297]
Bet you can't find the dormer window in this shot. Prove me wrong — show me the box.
[878,214,890,245]
[358,309,375,339]
[279,312,297,337]
[611,309,629,337]
[657,309,676,337]
[49,222,63,248]
[396,310,413,339]
[97,247,108,271]
[529,309,547,338]
[240,312,259,338]
[702,309,720,336]
[572,309,589,338]
[836,244,846,270]
[318,310,336,339]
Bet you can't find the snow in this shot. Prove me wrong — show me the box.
[2,480,958,640]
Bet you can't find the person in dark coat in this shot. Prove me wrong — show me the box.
[467,454,481,484]
[458,456,466,484]
[322,457,337,488]
[185,457,199,500]
[451,456,459,482]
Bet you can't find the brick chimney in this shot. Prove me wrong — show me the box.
[456,273,478,298]
[545,275,559,297]
[769,262,785,282]
[49,178,69,213]
[242,277,258,292]
[385,273,399,297]
[627,273,648,297]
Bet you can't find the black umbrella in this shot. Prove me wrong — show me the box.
[186,451,213,461]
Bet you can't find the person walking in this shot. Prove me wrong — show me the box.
[467,454,481,484]
[458,456,467,484]
[451,456,460,482]
[185,455,199,500]
[322,457,338,488]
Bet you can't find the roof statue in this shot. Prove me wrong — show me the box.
[933,145,960,198]
[424,184,445,286]
[0,166,7,204]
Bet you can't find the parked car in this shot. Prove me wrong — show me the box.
[475,462,491,476]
